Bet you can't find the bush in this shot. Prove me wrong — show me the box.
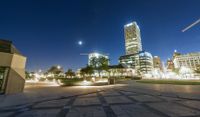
[132,76,142,80]
[114,77,132,83]
[125,76,132,78]
[39,78,46,81]
[59,78,84,86]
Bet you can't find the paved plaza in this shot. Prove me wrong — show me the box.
[0,81,200,117]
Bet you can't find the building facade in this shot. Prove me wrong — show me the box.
[166,59,175,71]
[0,40,26,94]
[119,51,153,74]
[109,64,134,77]
[153,56,163,71]
[124,22,142,55]
[173,52,200,70]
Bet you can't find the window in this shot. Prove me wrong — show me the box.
[0,40,12,53]
[0,67,9,94]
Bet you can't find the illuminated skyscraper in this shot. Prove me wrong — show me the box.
[120,21,153,74]
[124,22,142,55]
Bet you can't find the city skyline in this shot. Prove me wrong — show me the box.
[0,0,199,71]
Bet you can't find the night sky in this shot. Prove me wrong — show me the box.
[0,0,199,71]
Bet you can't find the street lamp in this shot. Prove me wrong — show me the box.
[57,65,61,69]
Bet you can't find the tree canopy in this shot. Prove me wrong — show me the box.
[47,66,64,75]
[89,56,109,77]
[80,65,94,77]
[65,69,75,78]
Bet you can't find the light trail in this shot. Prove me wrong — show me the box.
[182,18,200,32]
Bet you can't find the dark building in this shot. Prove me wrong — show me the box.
[0,40,26,94]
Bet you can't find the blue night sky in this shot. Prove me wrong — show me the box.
[0,0,199,71]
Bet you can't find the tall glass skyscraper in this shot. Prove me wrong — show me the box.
[119,21,153,74]
[124,22,142,55]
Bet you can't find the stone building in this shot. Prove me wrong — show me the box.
[0,40,26,94]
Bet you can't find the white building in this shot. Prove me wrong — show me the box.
[173,52,200,70]
[124,22,142,55]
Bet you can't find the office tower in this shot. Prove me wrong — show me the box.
[124,22,142,55]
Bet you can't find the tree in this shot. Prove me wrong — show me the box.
[47,66,64,76]
[100,63,110,77]
[99,57,110,77]
[65,69,75,78]
[25,71,31,79]
[80,66,94,78]
[85,66,94,77]
[80,67,87,78]
[90,56,109,77]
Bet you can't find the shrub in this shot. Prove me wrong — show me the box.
[132,76,142,80]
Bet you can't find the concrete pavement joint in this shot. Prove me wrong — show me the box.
[0,89,110,117]
[97,92,117,117]
[0,89,107,112]
[118,88,200,101]
[1,83,200,117]
[173,101,200,111]
[117,90,170,117]
[56,97,76,117]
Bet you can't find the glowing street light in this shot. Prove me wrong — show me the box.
[57,65,61,69]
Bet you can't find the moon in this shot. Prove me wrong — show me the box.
[78,41,83,45]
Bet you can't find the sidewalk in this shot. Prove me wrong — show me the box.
[0,81,200,117]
